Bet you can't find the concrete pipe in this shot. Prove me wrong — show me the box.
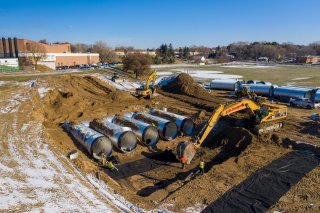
[112,116,159,147]
[90,118,137,153]
[210,79,240,91]
[62,122,113,160]
[128,112,178,141]
[150,109,195,136]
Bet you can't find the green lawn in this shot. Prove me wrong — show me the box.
[158,65,320,87]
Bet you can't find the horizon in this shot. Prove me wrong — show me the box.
[1,0,319,48]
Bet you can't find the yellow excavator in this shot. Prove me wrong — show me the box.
[135,70,157,99]
[178,98,288,161]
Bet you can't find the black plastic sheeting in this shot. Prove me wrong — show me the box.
[202,151,320,213]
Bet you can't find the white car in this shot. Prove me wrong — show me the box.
[289,98,320,109]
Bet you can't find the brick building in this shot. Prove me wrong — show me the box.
[0,37,99,69]
[296,56,319,64]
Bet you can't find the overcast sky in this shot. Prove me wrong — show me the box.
[1,0,319,48]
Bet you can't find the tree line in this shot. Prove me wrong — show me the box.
[225,41,320,62]
[71,41,119,63]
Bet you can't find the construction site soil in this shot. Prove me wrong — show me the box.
[30,73,320,212]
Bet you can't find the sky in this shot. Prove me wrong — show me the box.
[0,0,319,48]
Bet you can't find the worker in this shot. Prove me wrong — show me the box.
[107,160,116,171]
[100,150,107,167]
[199,156,205,175]
[181,155,187,169]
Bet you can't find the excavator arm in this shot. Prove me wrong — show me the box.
[136,70,157,98]
[195,104,224,147]
[145,70,156,90]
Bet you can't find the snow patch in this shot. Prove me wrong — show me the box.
[223,65,275,68]
[37,87,52,99]
[92,73,141,91]
[158,70,242,80]
[291,77,311,80]
[157,71,174,76]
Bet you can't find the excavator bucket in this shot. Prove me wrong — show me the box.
[253,122,284,135]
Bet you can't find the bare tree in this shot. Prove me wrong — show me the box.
[309,41,320,55]
[27,42,47,70]
[122,53,152,78]
[92,41,119,63]
[71,43,91,53]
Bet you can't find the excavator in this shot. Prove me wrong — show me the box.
[135,70,157,99]
[235,85,266,103]
[178,98,288,162]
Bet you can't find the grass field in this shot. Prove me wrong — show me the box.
[1,65,320,87]
[158,65,320,86]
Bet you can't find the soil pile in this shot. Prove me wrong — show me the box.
[38,75,139,127]
[111,90,136,102]
[161,73,214,101]
[192,110,207,125]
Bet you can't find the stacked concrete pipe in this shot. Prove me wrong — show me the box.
[127,112,178,141]
[149,109,195,136]
[112,116,159,147]
[90,118,137,153]
[62,122,113,160]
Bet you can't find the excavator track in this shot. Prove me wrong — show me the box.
[253,122,284,135]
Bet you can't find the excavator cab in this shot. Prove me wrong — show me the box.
[255,108,269,121]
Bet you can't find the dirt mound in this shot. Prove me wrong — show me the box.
[161,73,214,101]
[111,90,136,102]
[83,76,115,94]
[38,75,138,127]
[192,110,207,125]
[36,64,55,72]
[213,127,256,153]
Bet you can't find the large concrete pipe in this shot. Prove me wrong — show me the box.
[127,112,178,141]
[239,84,274,97]
[112,116,159,147]
[210,79,241,91]
[2,38,7,58]
[62,122,113,160]
[150,109,195,136]
[90,118,137,153]
[274,87,314,101]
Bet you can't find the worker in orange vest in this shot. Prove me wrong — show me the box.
[181,156,187,169]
